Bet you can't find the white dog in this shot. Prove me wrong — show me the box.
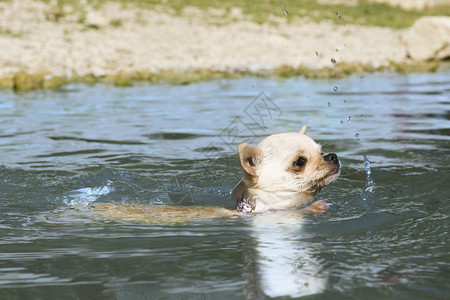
[92,125,340,223]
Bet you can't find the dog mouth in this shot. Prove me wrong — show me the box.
[306,165,340,194]
[325,169,340,183]
[325,164,341,181]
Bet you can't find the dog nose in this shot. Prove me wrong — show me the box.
[324,153,338,162]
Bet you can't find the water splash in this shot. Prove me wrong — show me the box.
[333,86,338,92]
[347,116,352,123]
[355,133,360,142]
[328,102,332,107]
[362,155,375,200]
[63,180,114,207]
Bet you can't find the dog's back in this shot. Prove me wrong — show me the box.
[93,203,237,224]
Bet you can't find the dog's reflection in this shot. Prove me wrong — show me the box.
[91,125,336,297]
[245,211,327,298]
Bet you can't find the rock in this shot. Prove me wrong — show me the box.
[0,77,14,89]
[42,75,68,89]
[402,16,450,61]
[113,72,134,87]
[13,71,43,91]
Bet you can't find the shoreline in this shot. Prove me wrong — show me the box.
[0,1,448,91]
[3,61,443,91]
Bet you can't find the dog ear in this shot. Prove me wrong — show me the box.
[237,143,262,183]
[299,124,307,135]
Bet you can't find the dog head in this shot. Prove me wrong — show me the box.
[232,125,340,212]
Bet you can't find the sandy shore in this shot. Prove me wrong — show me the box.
[0,0,445,89]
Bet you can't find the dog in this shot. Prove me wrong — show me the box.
[92,125,340,223]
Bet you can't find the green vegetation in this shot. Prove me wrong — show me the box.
[5,72,70,91]
[13,71,44,91]
[0,0,447,91]
[0,27,22,38]
[270,61,440,79]
[2,60,441,91]
[41,0,449,29]
[109,18,123,27]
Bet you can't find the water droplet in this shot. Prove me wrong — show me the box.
[333,86,338,92]
[315,51,319,56]
[355,133,360,141]
[363,155,371,174]
[340,120,344,125]
[365,186,373,192]
[360,114,364,118]
[282,10,288,16]
[331,58,336,64]
[343,99,347,103]
[328,102,332,107]
[347,116,352,122]
[363,155,375,188]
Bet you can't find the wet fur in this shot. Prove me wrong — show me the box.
[93,126,340,223]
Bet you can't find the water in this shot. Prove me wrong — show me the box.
[0,70,449,299]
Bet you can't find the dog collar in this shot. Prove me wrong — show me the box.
[236,199,253,213]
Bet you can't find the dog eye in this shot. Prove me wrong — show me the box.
[293,157,307,167]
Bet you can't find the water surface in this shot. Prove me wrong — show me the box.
[0,71,449,299]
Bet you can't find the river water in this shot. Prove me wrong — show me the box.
[0,70,448,299]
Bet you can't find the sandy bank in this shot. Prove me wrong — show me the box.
[0,1,447,89]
